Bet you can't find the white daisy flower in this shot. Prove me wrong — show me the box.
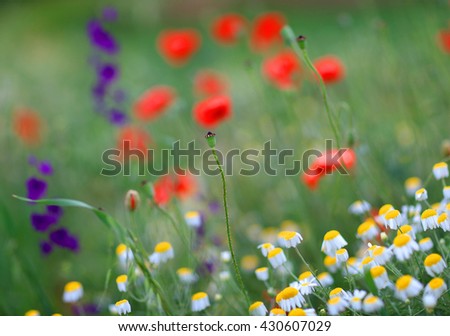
[276,287,305,312]
[267,248,287,269]
[405,177,422,197]
[255,267,269,281]
[360,256,376,271]
[384,209,403,230]
[370,266,392,290]
[288,308,317,316]
[432,162,449,180]
[269,308,286,316]
[419,237,434,251]
[25,310,40,316]
[278,231,303,248]
[348,289,367,311]
[324,255,339,273]
[257,243,275,257]
[372,246,393,265]
[291,278,319,295]
[191,292,210,312]
[424,254,447,277]
[220,251,231,263]
[116,275,128,292]
[329,287,351,301]
[421,209,439,231]
[345,257,361,275]
[336,248,349,263]
[363,295,384,313]
[327,296,348,315]
[184,211,202,228]
[249,301,268,316]
[395,275,423,301]
[438,213,449,231]
[423,294,437,310]
[321,230,348,256]
[443,186,450,200]
[377,204,394,227]
[397,224,416,239]
[298,271,314,282]
[62,281,83,303]
[116,243,134,268]
[317,272,334,287]
[424,277,447,299]
[115,299,131,315]
[176,267,198,284]
[415,188,428,202]
[149,242,174,265]
[356,220,379,242]
[392,234,419,261]
[348,200,371,215]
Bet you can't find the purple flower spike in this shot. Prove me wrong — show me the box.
[38,161,53,175]
[109,109,128,126]
[87,20,119,54]
[98,63,118,83]
[49,228,80,252]
[26,177,47,201]
[40,241,53,255]
[102,6,118,22]
[47,205,63,219]
[31,213,58,232]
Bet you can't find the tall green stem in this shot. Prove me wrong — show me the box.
[211,145,250,306]
[282,26,341,148]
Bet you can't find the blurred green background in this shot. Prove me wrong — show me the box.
[0,0,449,315]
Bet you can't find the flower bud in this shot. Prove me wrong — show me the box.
[125,190,140,211]
[205,131,216,148]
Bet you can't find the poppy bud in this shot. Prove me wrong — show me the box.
[205,132,216,149]
[125,190,140,211]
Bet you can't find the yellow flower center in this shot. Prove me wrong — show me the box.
[393,234,411,247]
[415,188,426,195]
[268,248,283,259]
[421,209,437,220]
[379,204,393,216]
[192,292,207,301]
[433,162,448,170]
[185,211,199,219]
[373,246,385,257]
[385,209,400,220]
[116,275,127,283]
[365,296,379,305]
[347,257,357,266]
[419,237,431,245]
[370,266,386,278]
[278,231,297,240]
[25,310,40,316]
[288,308,307,316]
[357,221,374,235]
[249,301,263,311]
[324,255,337,266]
[177,267,193,276]
[255,267,268,273]
[270,308,285,315]
[64,281,81,292]
[428,278,444,290]
[438,213,448,224]
[261,243,273,249]
[116,243,127,255]
[241,255,258,270]
[336,248,347,255]
[155,241,172,253]
[299,271,312,280]
[115,299,129,306]
[362,256,374,265]
[424,254,442,267]
[397,225,412,235]
[330,287,343,297]
[276,287,299,302]
[396,275,412,290]
[324,230,340,241]
[328,297,341,305]
[405,177,421,188]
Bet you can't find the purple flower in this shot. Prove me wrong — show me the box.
[31,213,58,232]
[102,6,118,22]
[26,177,47,201]
[209,201,221,213]
[92,82,107,101]
[49,228,79,252]
[47,205,63,219]
[72,304,100,316]
[98,63,118,83]
[87,20,118,54]
[38,161,53,175]
[109,109,127,126]
[28,155,38,166]
[40,241,53,255]
[198,259,217,276]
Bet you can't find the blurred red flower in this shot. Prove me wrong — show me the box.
[153,175,174,206]
[117,126,151,161]
[262,50,302,89]
[13,108,42,146]
[250,12,285,52]
[157,29,201,66]
[173,171,197,199]
[437,29,450,53]
[194,70,228,97]
[193,95,232,128]
[313,56,345,84]
[133,85,176,121]
[211,13,247,45]
[302,148,356,190]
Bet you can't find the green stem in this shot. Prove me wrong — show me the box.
[294,246,325,290]
[212,147,251,306]
[282,26,341,148]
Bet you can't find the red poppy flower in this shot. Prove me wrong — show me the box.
[153,175,174,206]
[194,70,228,97]
[117,126,151,162]
[173,171,197,199]
[437,29,450,53]
[133,86,176,121]
[250,12,285,52]
[13,108,42,146]
[302,148,356,190]
[211,13,247,45]
[193,95,232,128]
[313,56,345,84]
[157,29,201,66]
[262,50,301,89]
